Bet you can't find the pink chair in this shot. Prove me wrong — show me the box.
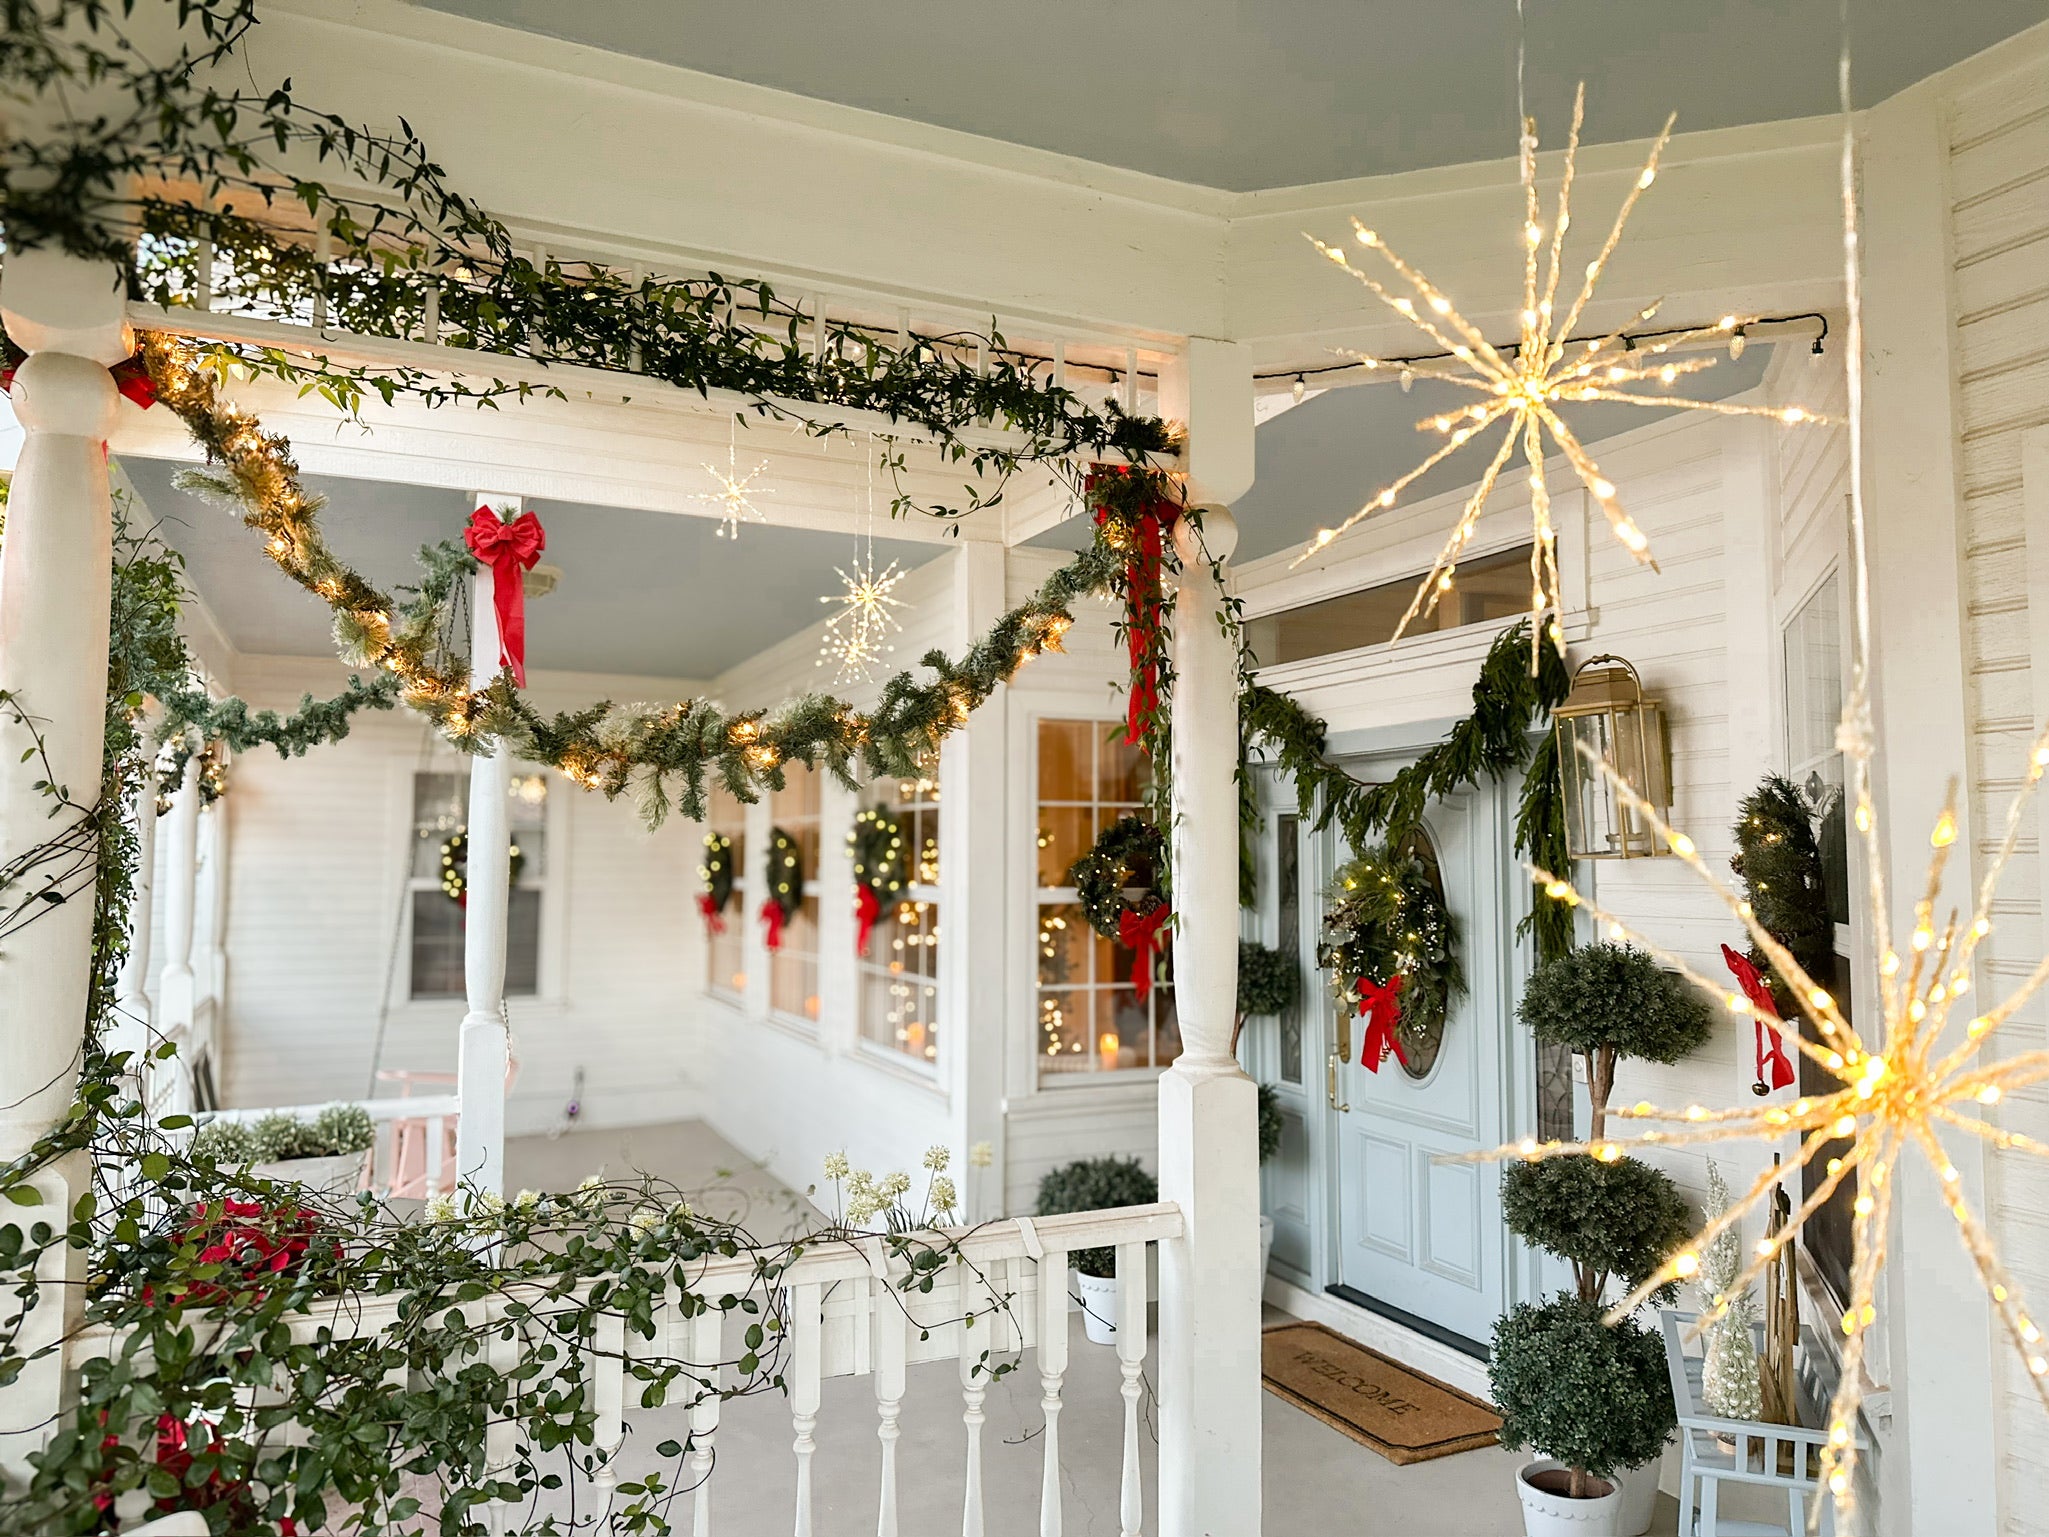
[375,1059,521,1198]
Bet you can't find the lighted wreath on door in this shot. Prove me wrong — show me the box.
[1317,830,1463,1079]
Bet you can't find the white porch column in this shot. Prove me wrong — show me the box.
[155,759,201,1037]
[1155,338,1260,1537]
[196,793,230,1081]
[455,493,519,1194]
[111,751,161,1076]
[0,249,128,1483]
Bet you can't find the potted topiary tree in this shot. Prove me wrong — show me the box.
[1517,942,1712,1139]
[1255,1081,1284,1276]
[1490,1296,1673,1536]
[1035,1156,1158,1345]
[1233,939,1300,1056]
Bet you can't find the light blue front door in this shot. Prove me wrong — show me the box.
[1329,771,1512,1350]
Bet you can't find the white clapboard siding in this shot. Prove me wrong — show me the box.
[210,653,706,1131]
[1948,50,2049,1526]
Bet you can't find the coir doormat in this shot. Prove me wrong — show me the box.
[1261,1319,1501,1465]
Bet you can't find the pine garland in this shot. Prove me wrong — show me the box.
[157,674,403,789]
[1245,621,1575,960]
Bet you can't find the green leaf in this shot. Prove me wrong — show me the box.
[4,1186,41,1207]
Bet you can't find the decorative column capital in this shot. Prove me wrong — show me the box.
[0,248,130,363]
[9,351,120,440]
[1172,506,1239,567]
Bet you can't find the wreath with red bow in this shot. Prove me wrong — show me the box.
[1068,815,1173,1002]
[758,826,804,950]
[438,831,525,907]
[698,831,735,934]
[1317,841,1463,1075]
[849,806,905,953]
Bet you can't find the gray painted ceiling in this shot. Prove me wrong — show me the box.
[119,459,943,680]
[418,0,2046,190]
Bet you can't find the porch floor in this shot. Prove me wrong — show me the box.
[501,1119,1680,1535]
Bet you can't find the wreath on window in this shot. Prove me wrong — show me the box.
[848,807,906,953]
[1317,839,1463,1075]
[758,825,805,949]
[697,832,735,934]
[438,831,525,908]
[1067,814,1173,1001]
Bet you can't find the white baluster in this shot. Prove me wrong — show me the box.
[193,237,213,311]
[421,278,439,345]
[112,738,160,1095]
[1038,1246,1070,1537]
[1116,1241,1147,1537]
[592,1311,624,1526]
[424,1115,446,1197]
[960,1260,990,1537]
[791,1282,822,1537]
[687,1305,722,1537]
[874,1270,907,1537]
[311,222,331,330]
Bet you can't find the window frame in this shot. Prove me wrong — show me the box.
[1021,704,1180,1089]
[394,756,565,1008]
[854,770,943,1072]
[765,762,825,1033]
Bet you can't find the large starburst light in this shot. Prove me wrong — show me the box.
[1295,86,1833,659]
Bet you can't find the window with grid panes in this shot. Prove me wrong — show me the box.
[857,770,941,1065]
[408,769,548,1000]
[768,764,822,1025]
[706,782,748,1001]
[1034,718,1180,1080]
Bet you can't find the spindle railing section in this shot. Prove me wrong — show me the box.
[69,1202,1183,1535]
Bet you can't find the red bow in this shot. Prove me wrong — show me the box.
[856,885,882,954]
[697,891,726,936]
[760,896,786,952]
[1723,944,1796,1093]
[1356,974,1408,1074]
[463,507,547,687]
[1119,904,1172,1003]
[1090,467,1180,747]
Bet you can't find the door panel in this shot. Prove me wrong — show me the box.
[1331,773,1509,1350]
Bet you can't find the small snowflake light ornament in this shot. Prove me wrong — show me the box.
[694,428,772,540]
[816,554,908,683]
[1294,85,1833,663]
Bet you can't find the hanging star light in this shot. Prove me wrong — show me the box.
[815,554,908,684]
[694,437,772,540]
[1480,712,2049,1530]
[1293,85,1832,660]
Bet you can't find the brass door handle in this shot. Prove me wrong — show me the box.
[1327,1052,1350,1113]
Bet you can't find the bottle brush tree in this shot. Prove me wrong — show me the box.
[1518,941,1713,1138]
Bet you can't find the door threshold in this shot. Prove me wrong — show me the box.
[1262,1273,1495,1403]
[1325,1283,1488,1362]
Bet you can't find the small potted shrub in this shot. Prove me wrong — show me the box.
[1491,1295,1672,1535]
[1256,1082,1284,1276]
[189,1118,257,1168]
[1233,939,1300,1055]
[1517,942,1712,1139]
[1035,1156,1158,1345]
[246,1105,375,1194]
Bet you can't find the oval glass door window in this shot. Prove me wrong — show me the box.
[1393,825,1450,1080]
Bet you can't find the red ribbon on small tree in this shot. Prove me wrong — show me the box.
[760,895,786,952]
[463,506,547,686]
[1089,466,1181,748]
[696,892,727,936]
[1356,974,1409,1074]
[1119,904,1173,1004]
[1722,943,1796,1094]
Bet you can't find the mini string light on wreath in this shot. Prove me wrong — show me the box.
[438,831,524,907]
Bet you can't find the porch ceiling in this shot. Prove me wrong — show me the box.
[118,458,946,680]
[416,0,2046,192]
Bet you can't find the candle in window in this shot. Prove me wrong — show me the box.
[1098,1031,1120,1072]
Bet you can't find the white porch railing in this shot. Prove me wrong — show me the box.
[199,1095,462,1199]
[68,1202,1183,1535]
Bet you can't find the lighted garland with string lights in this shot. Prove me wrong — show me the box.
[137,332,1110,827]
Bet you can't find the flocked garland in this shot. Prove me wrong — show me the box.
[1318,843,1466,1069]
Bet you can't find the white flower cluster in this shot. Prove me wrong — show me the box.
[822,1146,962,1227]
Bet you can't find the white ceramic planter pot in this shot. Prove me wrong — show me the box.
[1258,1213,1276,1280]
[1515,1460,1620,1537]
[1613,1457,1662,1537]
[1073,1269,1119,1346]
[251,1149,369,1195]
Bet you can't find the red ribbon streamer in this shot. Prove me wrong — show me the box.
[1089,467,1180,747]
[697,891,726,936]
[1722,943,1796,1093]
[855,885,882,954]
[1119,904,1172,1003]
[463,507,547,687]
[1356,974,1409,1074]
[760,896,786,953]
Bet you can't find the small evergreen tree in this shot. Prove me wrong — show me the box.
[1490,1296,1673,1499]
[1035,1157,1158,1278]
[1518,942,1712,1137]
[1501,1153,1691,1306]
